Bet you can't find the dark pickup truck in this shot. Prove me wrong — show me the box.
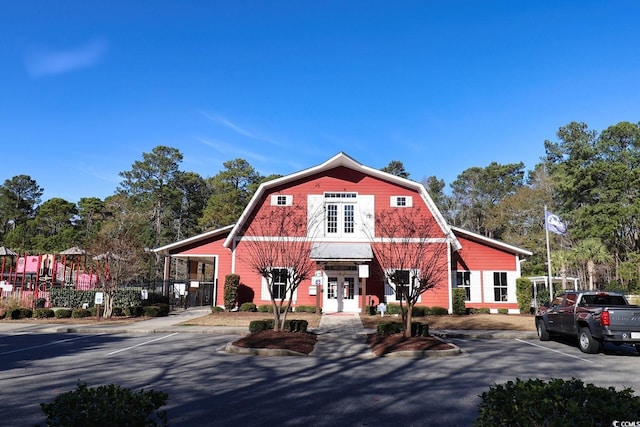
[535,290,640,354]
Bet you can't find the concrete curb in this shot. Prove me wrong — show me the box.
[223,342,309,357]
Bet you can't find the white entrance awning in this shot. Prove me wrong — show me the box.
[310,243,373,262]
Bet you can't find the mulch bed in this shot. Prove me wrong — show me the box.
[232,330,318,355]
[232,330,456,356]
[367,333,456,356]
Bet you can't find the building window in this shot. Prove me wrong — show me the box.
[456,271,471,301]
[393,269,410,301]
[271,195,293,206]
[390,195,413,207]
[493,272,508,302]
[272,268,288,299]
[324,192,357,236]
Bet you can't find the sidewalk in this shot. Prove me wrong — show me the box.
[309,312,376,359]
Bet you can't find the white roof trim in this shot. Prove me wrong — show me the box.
[451,226,533,256]
[223,152,461,250]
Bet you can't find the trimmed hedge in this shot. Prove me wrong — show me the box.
[34,308,55,318]
[294,305,321,313]
[239,302,257,312]
[257,304,289,313]
[211,306,224,313]
[475,378,640,426]
[9,308,33,319]
[71,309,91,318]
[248,319,309,333]
[55,309,72,319]
[376,321,430,337]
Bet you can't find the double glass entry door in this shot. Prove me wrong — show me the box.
[324,274,359,312]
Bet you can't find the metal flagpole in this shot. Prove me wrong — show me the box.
[544,206,554,300]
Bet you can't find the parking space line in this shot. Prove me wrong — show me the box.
[106,333,179,356]
[0,334,103,355]
[516,339,597,363]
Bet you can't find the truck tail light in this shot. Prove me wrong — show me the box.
[601,310,610,327]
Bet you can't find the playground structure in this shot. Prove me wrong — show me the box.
[0,252,98,308]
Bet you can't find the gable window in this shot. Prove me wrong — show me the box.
[271,195,293,206]
[456,271,471,301]
[493,272,508,302]
[324,192,357,236]
[390,196,413,207]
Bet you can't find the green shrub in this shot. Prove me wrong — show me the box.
[126,306,144,317]
[284,319,309,332]
[156,303,170,316]
[430,306,449,315]
[475,378,640,426]
[71,309,91,318]
[516,277,533,314]
[224,274,240,310]
[294,305,320,313]
[411,321,430,337]
[9,308,33,319]
[376,321,402,336]
[143,306,161,317]
[112,307,125,316]
[239,302,257,312]
[55,309,72,319]
[88,306,104,317]
[411,306,428,317]
[211,306,224,313]
[470,307,491,314]
[40,382,168,427]
[49,289,143,310]
[257,304,288,313]
[34,308,55,318]
[249,319,275,333]
[452,288,467,315]
[365,305,377,315]
[385,303,404,315]
[248,318,308,333]
[497,308,509,315]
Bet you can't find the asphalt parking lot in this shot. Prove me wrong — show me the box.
[1,331,639,427]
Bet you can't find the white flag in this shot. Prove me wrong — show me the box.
[545,210,567,235]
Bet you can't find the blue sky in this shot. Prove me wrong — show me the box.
[1,1,639,203]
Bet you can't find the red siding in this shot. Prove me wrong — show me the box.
[452,236,517,271]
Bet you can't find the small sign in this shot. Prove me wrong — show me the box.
[141,289,148,300]
[358,264,369,278]
[377,303,386,317]
[309,285,317,296]
[190,281,200,288]
[94,292,104,305]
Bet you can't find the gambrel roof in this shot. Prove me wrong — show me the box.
[222,152,462,251]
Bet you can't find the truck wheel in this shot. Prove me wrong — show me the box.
[536,320,550,341]
[578,327,601,354]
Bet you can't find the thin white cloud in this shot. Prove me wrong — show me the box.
[24,37,108,78]
[200,112,258,139]
[200,111,289,148]
[197,137,270,163]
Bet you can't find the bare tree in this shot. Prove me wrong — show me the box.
[372,207,450,337]
[238,202,321,332]
[89,196,147,318]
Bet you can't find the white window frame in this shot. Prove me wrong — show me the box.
[270,195,293,206]
[261,268,298,301]
[390,196,413,207]
[456,271,471,301]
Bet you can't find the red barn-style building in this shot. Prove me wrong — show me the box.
[154,153,532,313]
